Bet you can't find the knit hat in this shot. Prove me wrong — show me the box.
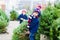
[33,8,41,17]
[33,8,40,13]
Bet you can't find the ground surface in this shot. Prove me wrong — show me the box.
[0,21,20,40]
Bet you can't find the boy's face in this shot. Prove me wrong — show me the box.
[33,12,38,16]
[22,11,26,15]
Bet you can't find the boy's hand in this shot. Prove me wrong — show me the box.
[23,19,28,21]
[27,26,30,28]
[20,18,24,20]
[28,16,32,19]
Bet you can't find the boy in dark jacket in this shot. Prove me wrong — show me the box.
[33,5,41,17]
[17,9,28,23]
[27,9,41,40]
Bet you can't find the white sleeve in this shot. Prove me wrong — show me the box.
[28,16,32,19]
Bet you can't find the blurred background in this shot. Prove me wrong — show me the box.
[0,0,57,17]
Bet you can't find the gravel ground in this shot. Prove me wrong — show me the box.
[0,21,20,40]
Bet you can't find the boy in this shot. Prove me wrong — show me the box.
[33,5,41,17]
[17,9,28,23]
[27,10,40,40]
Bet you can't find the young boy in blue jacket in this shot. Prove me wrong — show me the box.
[33,5,41,17]
[27,9,41,40]
[17,9,28,23]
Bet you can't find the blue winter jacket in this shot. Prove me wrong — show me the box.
[17,14,28,23]
[29,16,39,33]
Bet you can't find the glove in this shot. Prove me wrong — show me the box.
[20,18,24,20]
[27,26,30,28]
[23,19,28,21]
[28,16,32,19]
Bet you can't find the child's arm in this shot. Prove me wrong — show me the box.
[20,18,24,20]
[27,15,32,28]
[21,15,28,21]
[23,15,28,21]
[17,15,21,20]
[17,14,25,21]
[27,19,31,28]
